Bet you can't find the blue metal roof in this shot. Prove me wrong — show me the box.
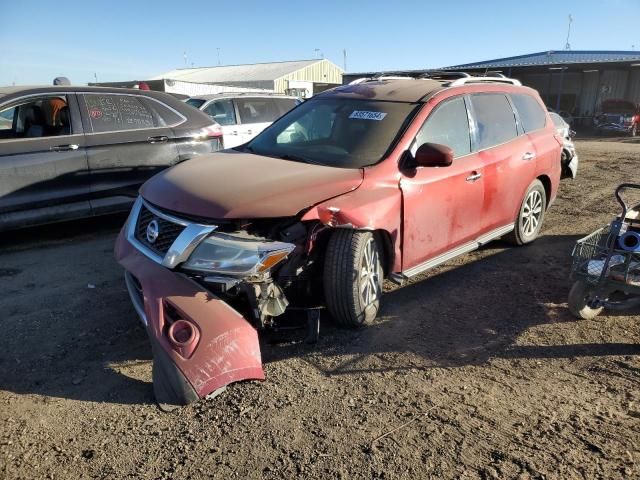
[444,50,640,70]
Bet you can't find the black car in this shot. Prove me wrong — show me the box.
[0,86,222,230]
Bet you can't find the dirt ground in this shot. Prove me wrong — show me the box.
[1,138,639,480]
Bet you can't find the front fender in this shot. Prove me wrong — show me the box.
[301,182,403,272]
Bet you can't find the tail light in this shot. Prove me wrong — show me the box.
[192,124,223,140]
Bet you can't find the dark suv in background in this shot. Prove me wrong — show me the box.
[0,86,221,230]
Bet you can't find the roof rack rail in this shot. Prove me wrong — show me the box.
[448,76,522,87]
[419,70,471,80]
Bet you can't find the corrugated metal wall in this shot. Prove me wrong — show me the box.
[274,59,343,93]
[519,68,638,117]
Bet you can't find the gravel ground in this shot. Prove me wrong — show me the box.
[1,138,639,480]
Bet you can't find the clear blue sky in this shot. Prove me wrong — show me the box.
[1,0,639,86]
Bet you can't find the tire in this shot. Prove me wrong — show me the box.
[323,230,383,327]
[505,179,547,246]
[568,280,604,320]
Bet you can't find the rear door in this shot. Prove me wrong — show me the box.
[202,98,241,148]
[0,93,91,228]
[234,97,282,144]
[400,96,485,270]
[467,93,535,233]
[78,93,180,215]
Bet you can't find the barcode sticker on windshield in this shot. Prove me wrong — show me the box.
[349,110,387,121]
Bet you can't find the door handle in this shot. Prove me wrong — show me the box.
[466,172,482,182]
[229,131,238,136]
[246,130,252,135]
[148,135,169,143]
[522,152,536,161]
[50,144,79,152]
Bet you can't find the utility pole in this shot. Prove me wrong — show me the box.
[343,49,347,71]
[314,48,321,59]
[564,14,573,50]
[183,51,188,67]
[217,48,221,65]
[94,72,98,83]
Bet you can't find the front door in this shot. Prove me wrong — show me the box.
[78,93,179,214]
[202,99,242,149]
[0,93,91,228]
[400,96,484,271]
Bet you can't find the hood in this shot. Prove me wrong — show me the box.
[140,151,364,219]
[600,100,637,114]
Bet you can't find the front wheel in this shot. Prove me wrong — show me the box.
[323,230,383,327]
[568,280,604,320]
[505,179,547,245]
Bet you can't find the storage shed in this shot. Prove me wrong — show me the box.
[151,59,343,98]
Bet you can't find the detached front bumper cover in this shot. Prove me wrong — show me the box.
[115,227,264,410]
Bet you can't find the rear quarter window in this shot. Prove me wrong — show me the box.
[511,93,547,132]
[143,98,185,127]
[470,94,518,150]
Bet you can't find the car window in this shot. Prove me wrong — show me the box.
[143,98,184,127]
[236,98,279,124]
[273,98,298,116]
[511,93,547,133]
[470,94,518,150]
[203,99,237,126]
[185,98,205,109]
[83,94,156,133]
[415,97,471,158]
[0,95,71,140]
[549,112,565,128]
[247,98,418,169]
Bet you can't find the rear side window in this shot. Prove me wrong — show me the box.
[470,94,518,150]
[273,98,298,116]
[415,96,471,158]
[83,94,156,133]
[0,95,72,139]
[203,99,237,126]
[511,93,546,132]
[143,98,184,127]
[236,98,279,124]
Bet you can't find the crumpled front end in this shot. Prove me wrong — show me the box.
[115,201,264,409]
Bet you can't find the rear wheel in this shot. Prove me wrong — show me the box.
[505,179,546,245]
[568,280,604,320]
[323,230,383,327]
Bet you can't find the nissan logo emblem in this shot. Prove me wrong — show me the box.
[146,219,160,244]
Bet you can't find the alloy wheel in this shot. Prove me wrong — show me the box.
[359,237,381,308]
[521,190,543,237]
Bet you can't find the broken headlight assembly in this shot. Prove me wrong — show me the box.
[183,232,295,277]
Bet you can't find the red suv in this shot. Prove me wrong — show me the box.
[115,74,562,407]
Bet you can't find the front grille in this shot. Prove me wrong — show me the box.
[134,204,186,256]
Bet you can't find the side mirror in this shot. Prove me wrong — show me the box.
[569,129,576,138]
[415,142,453,167]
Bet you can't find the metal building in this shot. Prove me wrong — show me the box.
[151,59,344,98]
[343,51,640,123]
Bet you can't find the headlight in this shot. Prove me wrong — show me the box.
[183,232,295,276]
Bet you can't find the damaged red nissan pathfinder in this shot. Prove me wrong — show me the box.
[115,74,562,408]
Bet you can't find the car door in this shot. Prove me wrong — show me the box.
[468,93,535,233]
[202,98,241,149]
[78,93,179,215]
[400,96,485,271]
[0,93,91,229]
[234,97,281,144]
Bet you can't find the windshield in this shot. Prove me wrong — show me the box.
[186,98,206,109]
[245,98,418,168]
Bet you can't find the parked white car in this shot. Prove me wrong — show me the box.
[185,93,300,148]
